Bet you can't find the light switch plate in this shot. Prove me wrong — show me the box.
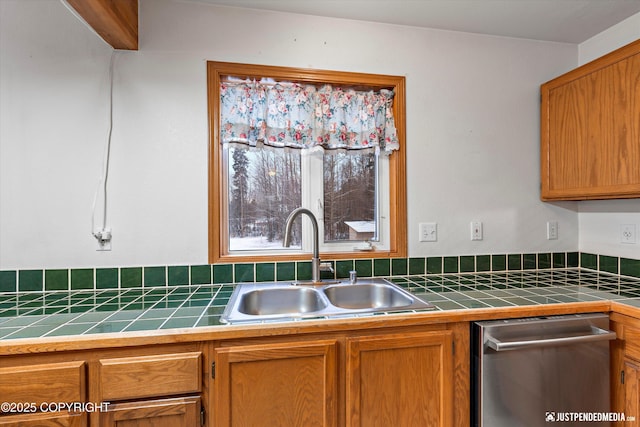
[419,223,437,242]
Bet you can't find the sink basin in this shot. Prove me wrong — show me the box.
[237,287,327,315]
[220,279,435,324]
[323,283,413,309]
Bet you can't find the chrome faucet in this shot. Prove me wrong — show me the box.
[283,207,323,283]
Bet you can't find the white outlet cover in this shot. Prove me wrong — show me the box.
[621,224,637,244]
[471,221,483,241]
[547,221,558,240]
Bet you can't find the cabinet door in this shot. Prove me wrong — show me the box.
[625,359,640,427]
[546,76,588,194]
[346,330,454,427]
[0,411,86,427]
[541,39,640,200]
[99,396,200,427]
[214,339,338,427]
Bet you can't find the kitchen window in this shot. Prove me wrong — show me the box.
[207,61,407,263]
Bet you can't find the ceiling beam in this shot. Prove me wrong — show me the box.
[66,0,138,50]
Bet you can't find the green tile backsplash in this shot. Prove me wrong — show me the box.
[255,263,275,282]
[168,266,189,286]
[408,258,425,275]
[373,258,390,276]
[508,254,522,270]
[581,253,598,270]
[1,252,638,292]
[459,256,474,273]
[0,271,16,293]
[234,263,254,282]
[334,260,353,279]
[144,266,166,287]
[276,262,296,281]
[391,258,407,276]
[96,268,118,289]
[121,267,142,288]
[19,270,43,292]
[476,255,490,272]
[621,258,640,278]
[71,269,93,290]
[492,254,506,271]
[45,269,68,291]
[443,256,458,274]
[426,257,442,274]
[189,265,210,285]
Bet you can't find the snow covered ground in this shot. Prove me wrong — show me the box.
[229,236,300,251]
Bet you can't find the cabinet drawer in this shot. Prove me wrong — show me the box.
[98,352,202,401]
[0,361,85,405]
[100,396,201,426]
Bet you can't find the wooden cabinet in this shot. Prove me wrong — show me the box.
[345,330,453,427]
[624,359,640,427]
[213,324,467,427]
[540,38,640,200]
[0,360,87,426]
[0,360,86,405]
[214,339,339,427]
[100,396,201,427]
[0,321,469,427]
[95,351,204,427]
[96,352,202,401]
[0,347,205,427]
[609,313,640,425]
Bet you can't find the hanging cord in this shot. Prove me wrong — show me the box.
[91,50,116,240]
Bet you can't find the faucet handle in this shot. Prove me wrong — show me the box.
[319,262,334,274]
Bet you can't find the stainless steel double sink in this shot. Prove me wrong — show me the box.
[220,278,435,324]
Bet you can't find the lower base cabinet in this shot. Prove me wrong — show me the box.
[99,396,201,427]
[624,359,640,427]
[346,330,453,427]
[610,313,640,426]
[0,322,468,427]
[213,325,464,427]
[214,339,339,427]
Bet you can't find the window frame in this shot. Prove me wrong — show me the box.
[207,61,407,263]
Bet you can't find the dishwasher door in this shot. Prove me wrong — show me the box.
[473,313,616,427]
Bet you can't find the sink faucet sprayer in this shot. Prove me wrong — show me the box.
[283,207,329,283]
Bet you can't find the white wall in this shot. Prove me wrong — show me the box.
[577,12,640,259]
[1,0,581,269]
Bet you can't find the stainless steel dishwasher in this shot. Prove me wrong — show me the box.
[472,313,616,427]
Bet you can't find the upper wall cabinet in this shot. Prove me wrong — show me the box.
[540,39,640,200]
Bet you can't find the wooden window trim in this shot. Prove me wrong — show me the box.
[207,61,407,263]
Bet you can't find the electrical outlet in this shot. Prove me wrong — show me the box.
[95,228,112,251]
[547,221,558,240]
[471,221,483,241]
[419,223,437,242]
[621,224,637,244]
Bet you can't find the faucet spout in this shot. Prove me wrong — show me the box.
[283,207,321,283]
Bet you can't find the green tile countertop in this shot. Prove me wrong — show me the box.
[1,269,639,341]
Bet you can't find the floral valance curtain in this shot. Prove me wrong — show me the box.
[220,80,399,153]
